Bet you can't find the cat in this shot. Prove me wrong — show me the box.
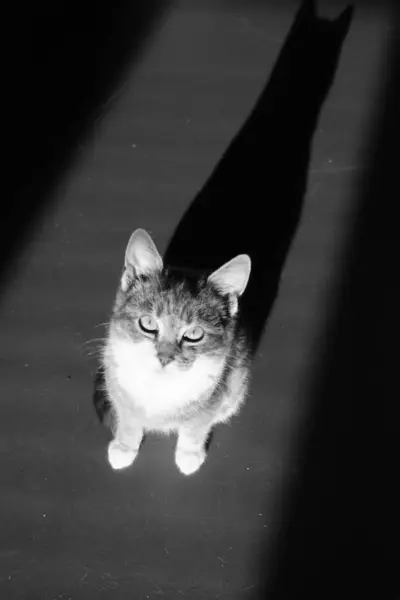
[99,228,252,475]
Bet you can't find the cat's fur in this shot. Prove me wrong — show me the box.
[101,229,252,475]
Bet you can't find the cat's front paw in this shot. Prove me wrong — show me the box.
[107,441,138,470]
[175,448,206,476]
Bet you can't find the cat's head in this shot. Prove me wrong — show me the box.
[109,229,251,369]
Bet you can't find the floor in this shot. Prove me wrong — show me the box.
[1,1,398,599]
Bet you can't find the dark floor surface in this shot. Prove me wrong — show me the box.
[1,1,398,598]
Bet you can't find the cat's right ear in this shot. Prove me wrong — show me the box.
[208,254,251,316]
[333,5,354,39]
[121,229,163,291]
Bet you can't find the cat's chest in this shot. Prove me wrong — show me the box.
[107,337,224,414]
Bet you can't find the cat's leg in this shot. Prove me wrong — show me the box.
[174,372,250,475]
[108,423,144,470]
[107,401,144,470]
[103,376,144,470]
[175,381,248,475]
[175,421,212,476]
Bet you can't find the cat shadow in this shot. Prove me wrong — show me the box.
[164,0,353,354]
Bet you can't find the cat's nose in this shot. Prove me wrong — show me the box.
[158,353,174,367]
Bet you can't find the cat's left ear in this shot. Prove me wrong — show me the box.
[121,228,163,291]
[208,254,251,316]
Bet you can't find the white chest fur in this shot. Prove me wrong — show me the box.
[106,335,225,417]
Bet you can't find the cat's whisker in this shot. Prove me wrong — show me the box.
[81,337,108,361]
[82,337,108,346]
[93,321,110,330]
[85,348,104,358]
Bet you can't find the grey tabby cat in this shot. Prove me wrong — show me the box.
[102,229,251,475]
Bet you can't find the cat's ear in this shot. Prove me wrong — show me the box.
[333,5,354,39]
[208,254,251,315]
[121,229,163,291]
[298,0,316,21]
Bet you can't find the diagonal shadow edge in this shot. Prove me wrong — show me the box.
[256,4,399,600]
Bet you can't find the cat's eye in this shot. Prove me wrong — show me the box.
[183,326,204,343]
[138,315,158,334]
